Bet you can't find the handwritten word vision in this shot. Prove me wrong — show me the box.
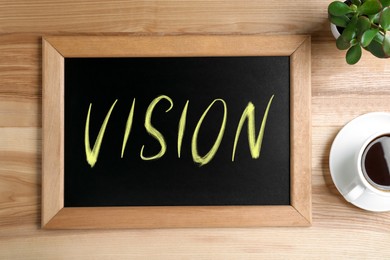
[84,94,274,167]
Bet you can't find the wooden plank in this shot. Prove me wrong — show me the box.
[0,34,41,127]
[290,37,312,223]
[45,206,308,229]
[311,41,390,97]
[1,227,390,258]
[0,127,41,228]
[44,35,306,57]
[41,39,64,227]
[0,99,40,127]
[312,96,390,127]
[0,1,328,34]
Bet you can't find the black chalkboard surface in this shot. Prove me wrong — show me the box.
[64,56,290,207]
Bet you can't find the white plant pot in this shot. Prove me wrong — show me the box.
[330,23,341,39]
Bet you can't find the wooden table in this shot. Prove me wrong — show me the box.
[1,0,389,258]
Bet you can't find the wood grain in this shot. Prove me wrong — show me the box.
[290,37,312,223]
[44,35,306,57]
[41,39,64,228]
[1,0,390,258]
[0,34,41,127]
[0,1,329,34]
[45,206,308,229]
[0,127,41,229]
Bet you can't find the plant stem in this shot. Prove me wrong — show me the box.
[371,23,386,34]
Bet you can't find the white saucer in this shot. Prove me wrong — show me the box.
[329,112,390,212]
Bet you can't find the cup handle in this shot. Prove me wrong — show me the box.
[344,184,365,202]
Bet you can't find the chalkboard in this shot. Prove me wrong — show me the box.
[42,35,311,228]
[64,56,290,207]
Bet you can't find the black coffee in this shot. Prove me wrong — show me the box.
[362,135,390,189]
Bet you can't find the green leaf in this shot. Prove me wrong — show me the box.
[329,1,353,16]
[357,16,372,36]
[358,0,382,15]
[383,34,390,55]
[380,7,390,30]
[361,28,380,46]
[374,32,385,41]
[369,13,381,23]
[350,4,359,11]
[351,38,359,45]
[337,35,352,50]
[380,0,390,7]
[329,14,350,27]
[341,16,358,41]
[346,45,362,64]
[366,34,387,57]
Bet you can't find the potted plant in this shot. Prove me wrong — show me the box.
[328,0,390,64]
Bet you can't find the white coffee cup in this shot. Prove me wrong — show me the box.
[343,131,390,202]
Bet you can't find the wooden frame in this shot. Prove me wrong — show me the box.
[42,35,311,229]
